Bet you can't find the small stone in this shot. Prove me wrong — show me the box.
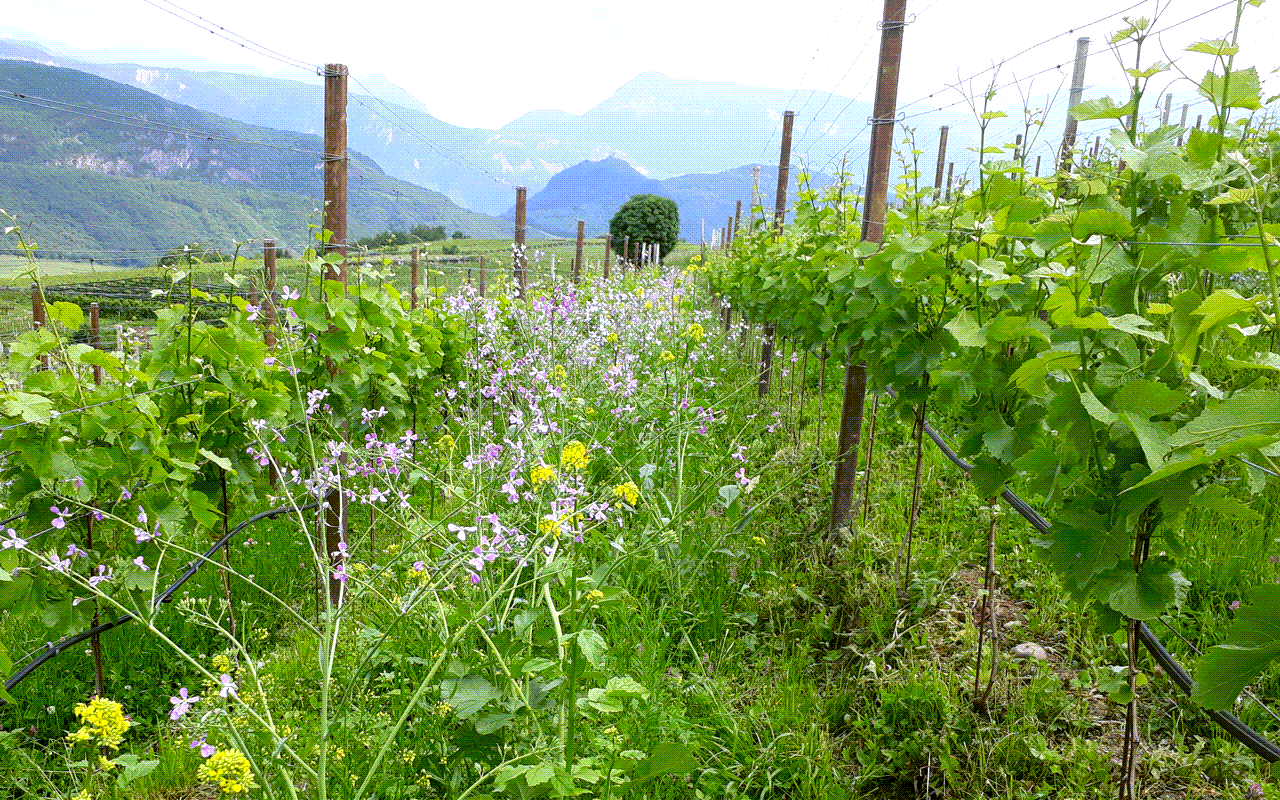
[1012,642,1048,662]
[1003,620,1023,630]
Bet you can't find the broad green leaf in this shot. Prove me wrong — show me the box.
[114,754,161,789]
[1226,351,1280,372]
[1080,386,1118,426]
[1193,290,1256,334]
[1186,38,1237,56]
[1205,187,1259,206]
[2,392,55,423]
[1107,314,1167,343]
[441,675,496,719]
[575,629,608,669]
[1011,350,1078,393]
[1168,390,1280,454]
[525,762,555,787]
[1099,557,1179,620]
[1121,412,1173,470]
[1192,584,1280,709]
[605,675,649,700]
[1073,209,1134,240]
[944,310,986,348]
[1114,380,1184,418]
[48,301,84,331]
[1070,97,1136,122]
[1198,67,1263,110]
[623,742,700,787]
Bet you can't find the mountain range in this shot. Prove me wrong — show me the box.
[0,59,519,263]
[507,156,836,243]
[0,35,1145,265]
[0,37,931,217]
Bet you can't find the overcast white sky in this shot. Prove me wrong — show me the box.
[6,0,1277,130]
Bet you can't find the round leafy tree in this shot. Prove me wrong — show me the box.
[609,194,679,262]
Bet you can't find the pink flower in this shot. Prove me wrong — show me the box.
[216,673,237,698]
[169,687,200,720]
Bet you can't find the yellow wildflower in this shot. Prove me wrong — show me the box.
[585,407,596,416]
[560,440,590,471]
[196,749,257,795]
[436,434,456,452]
[211,653,232,674]
[67,697,130,750]
[539,511,582,538]
[552,364,567,379]
[585,589,605,603]
[660,350,675,362]
[605,332,618,343]
[644,301,653,310]
[436,701,453,717]
[530,465,556,487]
[684,323,705,341]
[613,481,640,506]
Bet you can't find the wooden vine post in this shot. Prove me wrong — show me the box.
[410,245,420,310]
[933,125,949,201]
[830,0,906,534]
[322,62,349,608]
[573,220,585,285]
[514,187,528,298]
[31,285,48,371]
[759,109,794,398]
[603,234,612,280]
[1057,37,1091,175]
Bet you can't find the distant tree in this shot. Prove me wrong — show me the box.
[451,230,470,240]
[409,224,447,243]
[609,194,678,262]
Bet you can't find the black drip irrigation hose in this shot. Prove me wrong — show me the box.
[908,402,1280,762]
[2,500,320,700]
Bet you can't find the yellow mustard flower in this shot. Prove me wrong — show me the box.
[660,350,675,362]
[68,697,130,751]
[684,323,705,341]
[605,332,619,343]
[196,749,257,795]
[560,440,590,471]
[530,465,557,487]
[613,481,640,506]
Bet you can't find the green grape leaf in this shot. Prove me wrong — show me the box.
[1192,584,1280,710]
[1167,390,1280,454]
[1074,209,1135,240]
[1193,290,1257,334]
[944,310,987,348]
[1186,39,1237,56]
[48,301,84,331]
[1114,380,1185,418]
[1198,67,1263,110]
[1107,314,1166,342]
[1098,557,1178,621]
[1079,386,1118,427]
[1226,351,1280,372]
[1070,97,1137,122]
